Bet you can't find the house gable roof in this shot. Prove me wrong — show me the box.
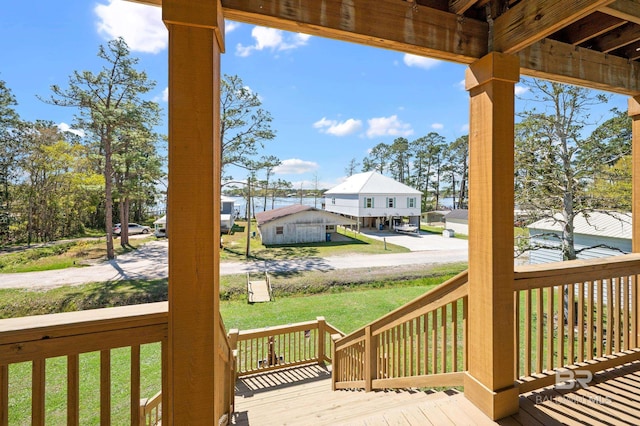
[527,211,632,240]
[255,204,355,226]
[444,209,468,220]
[324,171,420,196]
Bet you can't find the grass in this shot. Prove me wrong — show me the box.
[220,222,409,261]
[3,267,464,424]
[0,236,156,273]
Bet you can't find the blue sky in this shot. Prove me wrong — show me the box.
[1,0,629,189]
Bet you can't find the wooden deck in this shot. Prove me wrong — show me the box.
[232,361,640,425]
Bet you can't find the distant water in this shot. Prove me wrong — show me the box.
[228,196,455,218]
[229,196,323,218]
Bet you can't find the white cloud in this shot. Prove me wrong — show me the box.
[153,87,168,103]
[95,0,166,54]
[313,117,362,136]
[431,123,444,130]
[457,79,466,90]
[58,122,85,138]
[403,54,441,70]
[236,26,310,57]
[225,21,240,34]
[460,123,469,133]
[515,84,529,96]
[366,115,413,138]
[274,159,319,174]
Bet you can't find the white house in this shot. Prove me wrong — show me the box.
[255,204,355,245]
[323,171,422,231]
[527,211,632,264]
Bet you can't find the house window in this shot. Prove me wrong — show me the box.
[386,197,395,208]
[364,197,374,208]
[331,197,336,205]
[276,226,284,235]
[407,197,416,208]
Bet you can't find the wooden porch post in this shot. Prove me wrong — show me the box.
[629,96,640,347]
[162,1,224,424]
[463,52,520,420]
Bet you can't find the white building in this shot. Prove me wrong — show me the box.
[255,205,355,245]
[324,171,422,231]
[527,211,632,264]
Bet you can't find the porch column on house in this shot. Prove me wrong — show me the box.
[463,52,520,420]
[630,97,640,253]
[163,1,224,424]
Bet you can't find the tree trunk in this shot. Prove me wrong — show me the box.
[104,134,115,260]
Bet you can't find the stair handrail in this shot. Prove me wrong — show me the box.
[333,270,469,391]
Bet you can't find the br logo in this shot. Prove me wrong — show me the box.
[555,369,592,390]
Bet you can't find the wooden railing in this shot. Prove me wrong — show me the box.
[228,317,343,377]
[0,302,236,426]
[332,271,468,391]
[514,253,640,393]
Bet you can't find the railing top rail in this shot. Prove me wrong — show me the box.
[336,270,468,346]
[232,319,322,338]
[514,253,640,291]
[0,302,168,345]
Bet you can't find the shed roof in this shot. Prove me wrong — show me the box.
[255,204,356,226]
[527,211,632,240]
[445,209,469,220]
[324,171,420,196]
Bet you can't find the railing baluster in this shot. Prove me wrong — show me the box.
[463,296,468,371]
[423,314,429,374]
[452,300,458,372]
[440,306,447,374]
[409,319,415,377]
[587,281,594,362]
[623,276,630,351]
[514,292,520,378]
[131,345,141,426]
[525,289,531,376]
[568,284,575,365]
[67,354,79,426]
[632,274,638,348]
[100,350,111,425]
[546,286,554,370]
[597,280,604,357]
[431,310,437,374]
[614,278,621,353]
[606,279,613,355]
[536,287,543,374]
[577,282,585,363]
[1,364,7,426]
[31,359,45,426]
[556,285,564,368]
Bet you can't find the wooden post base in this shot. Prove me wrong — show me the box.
[463,373,519,420]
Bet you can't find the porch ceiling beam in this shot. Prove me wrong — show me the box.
[600,0,640,25]
[220,0,488,64]
[519,38,640,96]
[493,0,616,54]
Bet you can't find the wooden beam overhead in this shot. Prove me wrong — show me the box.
[619,40,640,60]
[520,38,640,96]
[127,0,161,6]
[591,22,640,52]
[600,0,640,25]
[221,0,488,64]
[493,0,616,54]
[449,0,478,15]
[557,12,626,45]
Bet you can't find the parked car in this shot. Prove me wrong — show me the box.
[154,227,166,238]
[113,223,151,236]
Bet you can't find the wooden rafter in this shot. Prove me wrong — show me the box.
[493,0,616,54]
[600,0,640,25]
[554,12,626,45]
[590,22,640,52]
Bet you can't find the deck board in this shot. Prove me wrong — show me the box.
[232,361,640,425]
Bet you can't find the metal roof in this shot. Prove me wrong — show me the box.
[324,171,421,196]
[527,211,632,239]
